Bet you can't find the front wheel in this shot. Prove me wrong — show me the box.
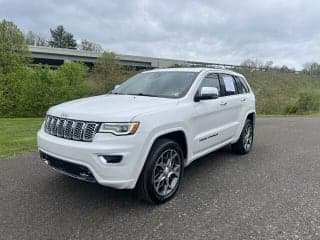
[232,119,254,154]
[136,138,184,204]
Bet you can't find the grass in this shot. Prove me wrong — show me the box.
[1,113,320,158]
[0,118,43,157]
[239,70,320,115]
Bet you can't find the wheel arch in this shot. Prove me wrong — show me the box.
[134,128,189,190]
[246,112,256,127]
[232,111,256,144]
[149,129,188,162]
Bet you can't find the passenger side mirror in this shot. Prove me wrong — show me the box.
[194,87,219,102]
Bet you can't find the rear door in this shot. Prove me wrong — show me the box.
[218,74,243,140]
[234,76,251,121]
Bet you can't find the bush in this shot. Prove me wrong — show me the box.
[55,62,88,100]
[284,90,320,114]
[0,62,89,117]
[93,52,124,93]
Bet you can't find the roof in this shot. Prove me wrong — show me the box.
[145,67,244,77]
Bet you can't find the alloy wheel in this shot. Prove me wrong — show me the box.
[243,124,253,151]
[152,149,182,197]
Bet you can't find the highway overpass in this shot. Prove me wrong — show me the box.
[29,46,241,70]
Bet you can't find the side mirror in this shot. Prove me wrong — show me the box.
[114,84,120,90]
[194,87,219,102]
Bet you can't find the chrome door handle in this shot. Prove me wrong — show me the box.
[220,101,227,106]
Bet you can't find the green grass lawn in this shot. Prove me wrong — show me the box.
[1,114,320,158]
[0,118,43,157]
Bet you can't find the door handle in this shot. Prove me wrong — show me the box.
[220,101,227,106]
[240,98,246,102]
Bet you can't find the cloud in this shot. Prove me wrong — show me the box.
[1,0,319,69]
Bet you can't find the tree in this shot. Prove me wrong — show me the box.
[303,62,320,75]
[264,61,273,70]
[25,31,48,46]
[48,25,77,49]
[240,59,263,69]
[79,39,103,52]
[280,65,290,73]
[0,19,30,115]
[93,52,122,92]
[0,19,29,74]
[36,36,48,47]
[25,31,36,45]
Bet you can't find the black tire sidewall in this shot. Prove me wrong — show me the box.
[241,120,254,153]
[144,139,184,203]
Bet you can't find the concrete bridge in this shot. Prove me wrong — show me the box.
[29,45,241,70]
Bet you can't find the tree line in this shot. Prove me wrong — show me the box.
[241,59,320,75]
[25,25,103,52]
[240,59,296,73]
[1,19,319,117]
[0,19,137,117]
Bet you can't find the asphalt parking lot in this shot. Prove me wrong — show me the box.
[1,117,320,240]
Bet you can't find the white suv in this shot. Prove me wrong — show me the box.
[37,68,255,203]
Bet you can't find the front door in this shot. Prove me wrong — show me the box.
[191,73,229,155]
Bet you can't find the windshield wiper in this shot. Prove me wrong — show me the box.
[109,92,125,95]
[127,93,159,97]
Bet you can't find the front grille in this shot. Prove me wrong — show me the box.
[44,115,99,142]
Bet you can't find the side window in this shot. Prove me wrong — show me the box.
[199,73,221,96]
[239,77,250,93]
[221,74,237,96]
[234,76,247,94]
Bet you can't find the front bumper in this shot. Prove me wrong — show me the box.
[37,129,148,189]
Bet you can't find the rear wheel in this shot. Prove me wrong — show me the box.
[232,119,254,154]
[136,138,184,204]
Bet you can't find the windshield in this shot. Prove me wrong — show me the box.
[111,71,199,98]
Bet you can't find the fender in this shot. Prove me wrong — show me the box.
[132,124,190,187]
[232,111,256,143]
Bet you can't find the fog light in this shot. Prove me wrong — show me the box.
[80,171,90,178]
[99,155,123,164]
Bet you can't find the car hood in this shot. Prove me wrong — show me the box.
[48,94,178,122]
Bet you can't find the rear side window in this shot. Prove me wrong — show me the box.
[221,74,237,96]
[235,76,250,93]
[199,73,221,96]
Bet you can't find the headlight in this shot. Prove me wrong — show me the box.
[99,122,139,135]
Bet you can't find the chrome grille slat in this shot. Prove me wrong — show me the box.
[64,120,73,139]
[44,115,99,142]
[56,119,65,137]
[83,123,99,141]
[51,118,58,135]
[72,122,85,140]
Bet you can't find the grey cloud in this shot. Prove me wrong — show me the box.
[1,0,319,69]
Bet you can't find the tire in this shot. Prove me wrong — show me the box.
[136,138,184,204]
[231,119,254,154]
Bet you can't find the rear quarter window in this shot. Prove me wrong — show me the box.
[237,76,250,93]
[235,76,249,94]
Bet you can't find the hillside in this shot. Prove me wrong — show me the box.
[238,70,320,115]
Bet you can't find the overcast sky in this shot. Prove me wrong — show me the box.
[1,0,319,69]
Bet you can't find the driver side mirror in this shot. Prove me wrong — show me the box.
[194,87,219,102]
